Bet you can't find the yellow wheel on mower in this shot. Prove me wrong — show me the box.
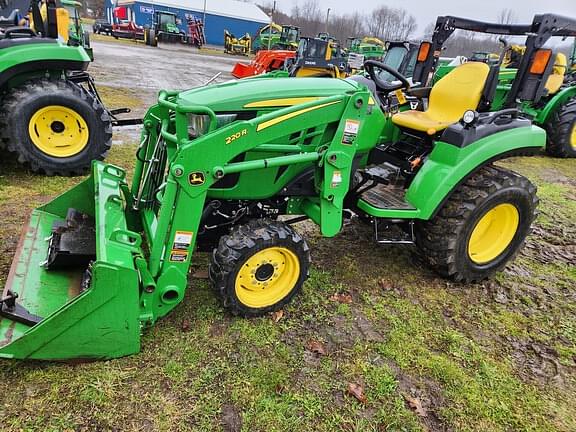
[210,219,310,316]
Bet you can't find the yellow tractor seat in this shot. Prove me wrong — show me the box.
[392,62,490,135]
[544,53,567,95]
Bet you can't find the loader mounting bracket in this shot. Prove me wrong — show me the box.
[0,290,43,326]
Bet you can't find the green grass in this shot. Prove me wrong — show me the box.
[0,138,575,430]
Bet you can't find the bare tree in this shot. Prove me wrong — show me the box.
[366,6,416,41]
[256,1,416,43]
[497,8,517,25]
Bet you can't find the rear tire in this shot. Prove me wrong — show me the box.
[545,96,576,158]
[210,219,310,316]
[0,79,112,176]
[415,165,538,282]
[150,29,158,47]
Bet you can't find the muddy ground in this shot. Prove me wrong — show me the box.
[90,39,236,114]
[0,37,575,431]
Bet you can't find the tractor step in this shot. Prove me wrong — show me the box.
[360,183,415,210]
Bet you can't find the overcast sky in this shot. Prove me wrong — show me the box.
[271,0,575,34]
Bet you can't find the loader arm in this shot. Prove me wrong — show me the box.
[130,88,373,324]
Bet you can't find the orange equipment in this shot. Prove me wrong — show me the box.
[231,49,296,78]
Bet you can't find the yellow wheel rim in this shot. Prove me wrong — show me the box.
[468,203,520,264]
[28,105,89,157]
[570,122,576,151]
[235,247,300,308]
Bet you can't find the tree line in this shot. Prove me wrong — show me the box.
[257,2,529,58]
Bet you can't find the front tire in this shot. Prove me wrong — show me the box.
[545,96,576,158]
[415,165,538,282]
[210,219,310,316]
[149,29,158,47]
[0,79,112,176]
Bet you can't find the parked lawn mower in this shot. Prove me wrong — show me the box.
[413,15,576,157]
[0,0,139,175]
[0,25,557,358]
[224,29,251,55]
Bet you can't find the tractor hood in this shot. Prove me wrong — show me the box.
[176,77,361,112]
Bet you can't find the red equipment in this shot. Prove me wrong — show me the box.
[112,20,144,40]
[231,49,296,78]
[187,17,205,48]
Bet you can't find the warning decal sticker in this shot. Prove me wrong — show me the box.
[342,119,360,145]
[173,231,194,251]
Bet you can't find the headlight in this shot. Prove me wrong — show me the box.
[187,114,238,138]
[462,110,478,126]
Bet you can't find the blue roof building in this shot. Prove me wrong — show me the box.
[105,0,270,45]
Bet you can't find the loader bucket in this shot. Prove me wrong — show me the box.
[232,61,258,78]
[0,162,142,360]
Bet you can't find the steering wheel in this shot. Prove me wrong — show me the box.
[364,60,411,93]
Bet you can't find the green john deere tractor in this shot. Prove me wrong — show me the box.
[0,0,115,175]
[61,0,92,59]
[144,10,185,47]
[346,36,385,60]
[414,15,576,157]
[252,23,300,52]
[0,27,555,359]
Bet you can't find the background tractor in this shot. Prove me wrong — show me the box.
[0,28,557,359]
[144,10,185,47]
[0,0,139,175]
[568,37,576,83]
[287,36,349,78]
[346,36,385,60]
[60,0,92,59]
[413,15,576,158]
[0,0,111,175]
[252,23,300,52]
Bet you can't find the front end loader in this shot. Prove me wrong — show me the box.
[231,49,295,78]
[0,55,548,360]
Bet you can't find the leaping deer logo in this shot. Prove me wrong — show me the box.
[188,172,205,186]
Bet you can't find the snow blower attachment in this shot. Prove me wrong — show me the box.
[0,38,553,359]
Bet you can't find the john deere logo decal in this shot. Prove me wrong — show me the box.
[189,171,205,186]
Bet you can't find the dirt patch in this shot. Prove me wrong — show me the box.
[220,403,242,432]
[508,338,572,387]
[387,361,452,432]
